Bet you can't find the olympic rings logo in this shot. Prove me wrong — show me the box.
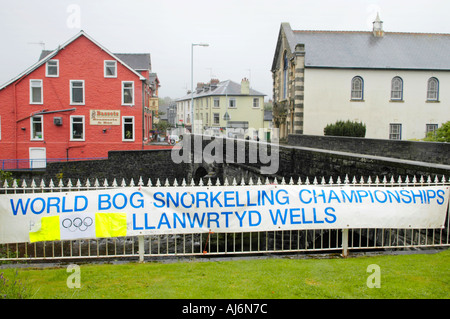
[62,217,93,232]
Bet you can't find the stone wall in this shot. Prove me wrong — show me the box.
[11,149,190,185]
[288,134,450,165]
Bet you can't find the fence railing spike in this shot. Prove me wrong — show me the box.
[249,177,254,186]
[94,179,100,188]
[156,178,161,187]
[182,178,187,187]
[49,179,55,188]
[138,177,144,187]
[224,177,229,186]
[164,178,170,187]
[103,178,109,188]
[174,178,179,187]
[215,178,221,186]
[112,178,118,187]
[305,177,310,185]
[207,178,212,186]
[198,178,204,186]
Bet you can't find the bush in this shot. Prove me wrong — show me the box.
[324,120,366,137]
[423,121,450,142]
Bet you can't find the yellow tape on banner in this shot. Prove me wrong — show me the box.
[95,213,127,238]
[29,216,61,243]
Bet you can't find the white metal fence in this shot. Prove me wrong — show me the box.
[1,174,449,262]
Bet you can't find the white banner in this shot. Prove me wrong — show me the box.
[0,185,448,244]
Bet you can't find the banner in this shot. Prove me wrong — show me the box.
[0,185,448,244]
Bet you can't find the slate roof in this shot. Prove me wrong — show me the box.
[176,80,265,101]
[39,51,151,72]
[273,22,450,71]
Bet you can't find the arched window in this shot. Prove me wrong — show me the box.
[427,77,439,101]
[351,76,363,100]
[391,77,403,101]
[283,51,288,99]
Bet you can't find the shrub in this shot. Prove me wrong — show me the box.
[324,120,366,137]
[423,121,450,142]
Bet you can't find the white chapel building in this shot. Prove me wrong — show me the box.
[271,15,450,140]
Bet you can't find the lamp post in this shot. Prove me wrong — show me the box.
[191,43,209,134]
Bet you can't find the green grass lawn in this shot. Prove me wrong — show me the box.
[1,249,449,299]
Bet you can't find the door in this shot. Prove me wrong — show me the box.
[29,147,46,169]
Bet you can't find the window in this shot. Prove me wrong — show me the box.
[122,81,134,105]
[425,124,438,138]
[229,98,236,108]
[70,116,85,141]
[283,51,288,99]
[46,60,59,77]
[351,76,363,100]
[427,77,439,101]
[30,80,43,104]
[104,61,117,77]
[253,98,260,108]
[31,116,43,140]
[213,98,220,108]
[122,116,135,141]
[70,80,84,104]
[389,123,402,140]
[213,113,220,125]
[391,77,403,101]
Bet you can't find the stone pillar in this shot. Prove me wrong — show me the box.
[293,44,305,134]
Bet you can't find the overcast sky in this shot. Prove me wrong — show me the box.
[1,0,449,100]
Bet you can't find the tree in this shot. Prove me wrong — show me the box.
[424,121,450,142]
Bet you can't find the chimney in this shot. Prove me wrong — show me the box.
[241,77,250,95]
[372,12,384,37]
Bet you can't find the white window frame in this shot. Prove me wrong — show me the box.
[213,98,220,108]
[30,79,43,104]
[389,123,402,140]
[122,81,134,106]
[427,77,439,101]
[390,77,403,101]
[228,98,236,108]
[46,59,59,77]
[70,115,85,141]
[30,115,44,141]
[70,80,85,105]
[104,60,117,78]
[351,76,364,101]
[122,116,135,141]
[253,98,260,108]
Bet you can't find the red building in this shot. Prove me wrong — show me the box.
[0,31,159,169]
